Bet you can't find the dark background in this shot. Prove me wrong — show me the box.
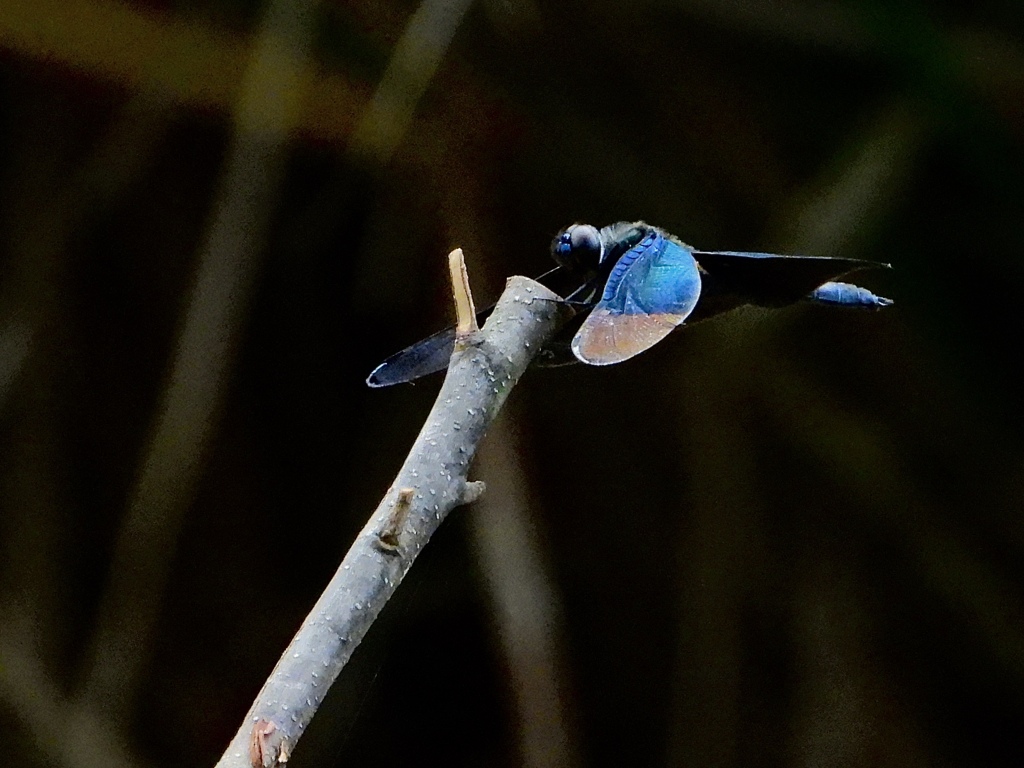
[1,0,1022,766]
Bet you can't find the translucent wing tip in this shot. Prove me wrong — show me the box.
[365,364,390,388]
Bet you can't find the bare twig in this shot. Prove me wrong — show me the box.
[215,268,573,768]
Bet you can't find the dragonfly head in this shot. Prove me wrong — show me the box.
[551,223,604,274]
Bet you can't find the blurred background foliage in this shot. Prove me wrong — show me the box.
[1,0,1022,766]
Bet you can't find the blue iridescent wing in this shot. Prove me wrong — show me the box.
[572,231,701,365]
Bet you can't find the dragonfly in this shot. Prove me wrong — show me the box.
[366,221,892,387]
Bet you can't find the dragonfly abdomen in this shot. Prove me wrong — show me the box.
[808,281,893,308]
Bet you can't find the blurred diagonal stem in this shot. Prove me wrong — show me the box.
[349,0,474,163]
[471,419,582,768]
[74,0,321,728]
[667,98,924,767]
[0,632,147,768]
[0,89,171,768]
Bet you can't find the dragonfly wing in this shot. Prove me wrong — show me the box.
[366,324,460,387]
[367,265,579,387]
[572,231,701,365]
[693,251,889,306]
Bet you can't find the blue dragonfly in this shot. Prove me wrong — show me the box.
[366,221,892,386]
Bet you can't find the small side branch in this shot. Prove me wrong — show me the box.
[215,267,573,768]
[374,487,414,553]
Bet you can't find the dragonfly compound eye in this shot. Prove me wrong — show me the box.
[551,223,603,271]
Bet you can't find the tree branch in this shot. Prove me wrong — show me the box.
[215,264,573,768]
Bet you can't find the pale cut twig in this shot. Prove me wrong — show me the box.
[449,247,479,334]
[215,262,573,768]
